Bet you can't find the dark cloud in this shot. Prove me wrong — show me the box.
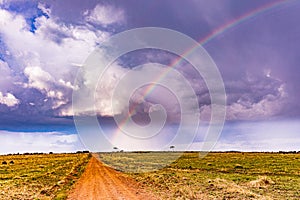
[0,0,299,132]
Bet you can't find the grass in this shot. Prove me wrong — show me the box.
[1,151,299,199]
[100,152,300,199]
[98,152,182,172]
[0,153,91,200]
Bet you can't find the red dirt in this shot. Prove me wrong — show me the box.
[67,156,157,200]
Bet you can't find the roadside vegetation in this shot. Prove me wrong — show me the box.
[100,152,300,199]
[0,153,91,200]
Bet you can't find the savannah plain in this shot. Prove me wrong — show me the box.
[0,152,299,199]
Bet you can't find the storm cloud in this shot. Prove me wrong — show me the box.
[0,0,299,130]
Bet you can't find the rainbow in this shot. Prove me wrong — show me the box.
[112,0,290,138]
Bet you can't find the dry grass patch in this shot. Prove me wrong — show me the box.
[100,152,300,199]
[0,153,90,200]
[249,176,275,188]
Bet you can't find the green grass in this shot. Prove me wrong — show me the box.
[0,153,91,200]
[100,152,300,199]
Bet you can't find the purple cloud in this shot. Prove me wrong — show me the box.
[0,0,299,129]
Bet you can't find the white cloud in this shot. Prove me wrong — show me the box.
[226,83,287,120]
[37,3,51,17]
[0,7,111,114]
[213,120,300,151]
[73,61,198,119]
[23,66,68,109]
[69,57,130,116]
[184,120,300,152]
[0,92,19,107]
[85,4,125,26]
[0,60,14,92]
[94,63,129,116]
[58,79,78,90]
[0,131,84,154]
[24,66,54,91]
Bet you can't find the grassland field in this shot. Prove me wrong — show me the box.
[0,153,90,200]
[100,152,300,199]
[0,152,299,200]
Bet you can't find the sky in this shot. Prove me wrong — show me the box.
[0,0,299,154]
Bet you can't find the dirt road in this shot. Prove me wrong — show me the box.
[67,156,157,200]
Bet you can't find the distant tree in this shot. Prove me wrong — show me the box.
[113,147,118,152]
[170,145,175,151]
